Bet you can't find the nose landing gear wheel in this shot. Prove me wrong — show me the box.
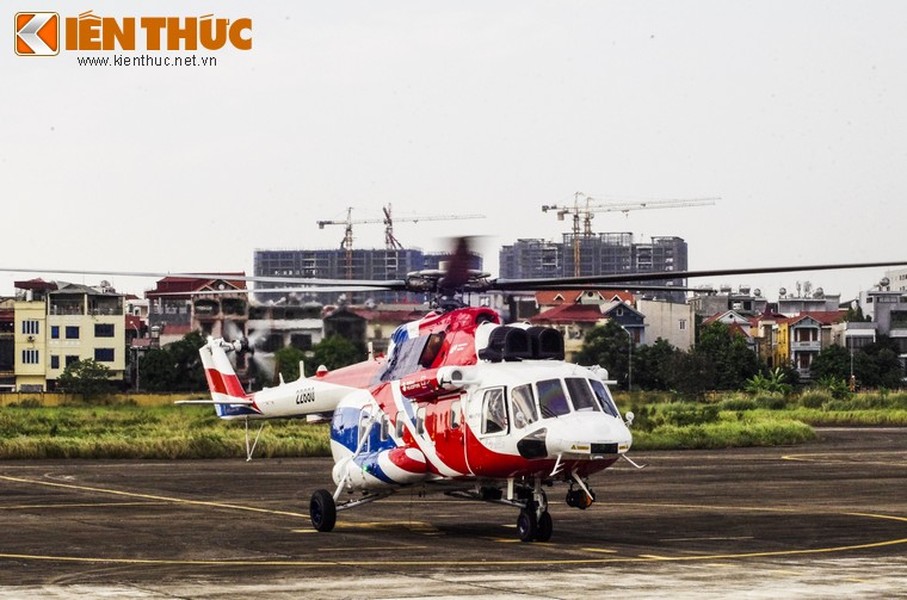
[310,489,337,532]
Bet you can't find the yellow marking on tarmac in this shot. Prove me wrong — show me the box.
[582,547,618,554]
[0,502,170,511]
[317,546,430,553]
[782,451,907,467]
[661,536,754,542]
[2,536,907,569]
[0,474,307,519]
[1,474,906,569]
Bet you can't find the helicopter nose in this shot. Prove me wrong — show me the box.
[542,413,631,458]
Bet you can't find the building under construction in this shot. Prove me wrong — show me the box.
[253,248,483,305]
[499,233,689,297]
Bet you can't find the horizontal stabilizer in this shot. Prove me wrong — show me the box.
[175,399,254,406]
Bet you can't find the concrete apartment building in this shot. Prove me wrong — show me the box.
[10,279,127,392]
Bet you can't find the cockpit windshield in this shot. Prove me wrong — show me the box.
[589,378,621,418]
[565,378,601,412]
[537,378,571,418]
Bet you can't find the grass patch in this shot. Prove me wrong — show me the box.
[0,404,330,459]
[2,389,905,459]
[631,412,815,450]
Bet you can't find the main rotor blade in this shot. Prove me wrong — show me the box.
[490,259,907,291]
[0,267,408,289]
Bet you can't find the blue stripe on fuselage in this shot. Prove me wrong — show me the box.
[332,405,398,483]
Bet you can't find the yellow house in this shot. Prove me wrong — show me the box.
[13,280,127,391]
[773,320,790,372]
[46,283,126,388]
[14,295,49,392]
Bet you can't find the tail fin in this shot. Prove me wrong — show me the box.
[185,338,258,418]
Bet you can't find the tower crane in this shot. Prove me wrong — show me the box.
[542,192,717,276]
[317,204,484,278]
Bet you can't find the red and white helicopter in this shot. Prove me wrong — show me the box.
[4,250,904,542]
[173,245,907,542]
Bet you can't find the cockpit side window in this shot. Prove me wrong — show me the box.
[419,332,445,368]
[537,378,571,418]
[565,377,601,412]
[376,335,431,382]
[481,387,508,434]
[589,379,620,418]
[510,384,538,429]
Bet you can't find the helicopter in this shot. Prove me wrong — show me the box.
[3,247,905,542]
[164,243,907,542]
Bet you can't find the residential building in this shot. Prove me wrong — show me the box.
[145,275,247,346]
[777,283,841,315]
[779,311,845,379]
[45,282,127,388]
[13,279,54,392]
[860,289,907,375]
[9,279,128,391]
[0,298,13,391]
[530,293,644,361]
[637,298,695,350]
[702,310,757,353]
[247,303,325,353]
[689,286,768,317]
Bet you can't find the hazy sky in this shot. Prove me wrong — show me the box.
[3,1,906,301]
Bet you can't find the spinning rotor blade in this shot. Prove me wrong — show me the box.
[489,259,907,292]
[0,266,408,290]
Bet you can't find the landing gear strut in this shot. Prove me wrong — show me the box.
[516,477,553,542]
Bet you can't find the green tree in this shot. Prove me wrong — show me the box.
[744,367,792,396]
[695,322,762,390]
[274,345,307,382]
[662,350,716,398]
[56,358,114,400]
[632,338,679,390]
[574,321,633,389]
[305,335,365,376]
[139,331,207,392]
[810,344,851,381]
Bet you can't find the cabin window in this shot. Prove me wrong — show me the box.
[415,406,427,435]
[565,378,601,412]
[395,411,406,438]
[510,384,538,429]
[537,379,571,418]
[379,414,389,442]
[358,411,372,451]
[450,401,461,429]
[481,387,508,434]
[589,379,620,418]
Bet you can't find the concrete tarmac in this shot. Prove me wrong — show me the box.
[0,428,905,599]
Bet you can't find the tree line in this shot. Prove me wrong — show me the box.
[575,320,904,395]
[56,321,903,398]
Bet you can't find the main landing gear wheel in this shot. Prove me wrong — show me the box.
[535,510,553,542]
[310,489,336,532]
[516,508,537,542]
[516,508,553,542]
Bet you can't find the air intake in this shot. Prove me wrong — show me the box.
[527,327,564,360]
[478,326,533,362]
